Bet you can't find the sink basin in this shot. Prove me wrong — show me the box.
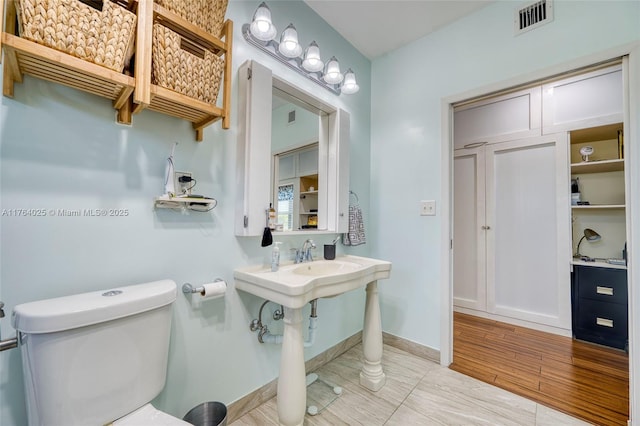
[292,259,361,276]
[234,255,391,308]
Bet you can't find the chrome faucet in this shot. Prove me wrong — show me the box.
[294,239,316,263]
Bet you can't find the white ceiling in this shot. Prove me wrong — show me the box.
[304,0,494,60]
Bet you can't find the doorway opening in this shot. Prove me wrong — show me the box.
[447,58,630,425]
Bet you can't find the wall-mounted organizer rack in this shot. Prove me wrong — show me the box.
[154,195,217,211]
[1,0,232,141]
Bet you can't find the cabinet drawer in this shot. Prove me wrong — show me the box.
[576,298,628,337]
[576,266,627,304]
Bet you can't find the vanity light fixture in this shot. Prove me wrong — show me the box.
[243,2,359,95]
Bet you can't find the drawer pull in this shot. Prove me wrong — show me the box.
[596,317,614,328]
[596,286,614,296]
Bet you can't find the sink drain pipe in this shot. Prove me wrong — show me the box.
[257,299,318,347]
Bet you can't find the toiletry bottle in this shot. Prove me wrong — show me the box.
[268,203,276,230]
[271,242,282,272]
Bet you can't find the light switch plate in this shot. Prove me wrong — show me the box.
[420,200,436,216]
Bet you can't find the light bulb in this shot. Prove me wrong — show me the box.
[256,20,270,33]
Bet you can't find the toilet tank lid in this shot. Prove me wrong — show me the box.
[12,280,177,334]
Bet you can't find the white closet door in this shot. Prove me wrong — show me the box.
[485,134,571,329]
[453,147,486,311]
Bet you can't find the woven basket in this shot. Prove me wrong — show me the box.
[155,0,228,36]
[152,24,224,104]
[17,0,136,72]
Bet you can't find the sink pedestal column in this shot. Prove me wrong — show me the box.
[274,280,387,424]
[277,307,306,426]
[360,280,386,391]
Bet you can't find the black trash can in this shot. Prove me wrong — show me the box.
[183,401,227,426]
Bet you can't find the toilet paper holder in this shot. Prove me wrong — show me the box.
[182,278,224,294]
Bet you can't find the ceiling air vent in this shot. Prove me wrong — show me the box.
[288,110,296,124]
[515,0,553,35]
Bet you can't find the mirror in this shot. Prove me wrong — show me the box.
[271,88,324,231]
[236,60,349,237]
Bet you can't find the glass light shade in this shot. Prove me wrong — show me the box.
[302,41,323,72]
[250,2,277,41]
[323,56,343,85]
[341,69,359,94]
[278,23,302,58]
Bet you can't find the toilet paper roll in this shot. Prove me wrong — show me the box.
[199,280,227,300]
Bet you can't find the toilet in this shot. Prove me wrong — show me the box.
[12,279,190,426]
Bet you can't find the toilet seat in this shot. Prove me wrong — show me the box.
[113,403,191,425]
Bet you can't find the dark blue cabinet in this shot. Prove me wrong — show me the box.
[571,265,628,350]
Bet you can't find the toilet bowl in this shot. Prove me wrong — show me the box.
[12,280,188,426]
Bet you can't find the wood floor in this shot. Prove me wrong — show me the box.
[450,312,629,426]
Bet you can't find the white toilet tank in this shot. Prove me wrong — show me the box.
[12,280,177,426]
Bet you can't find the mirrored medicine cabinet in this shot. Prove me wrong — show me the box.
[236,60,350,237]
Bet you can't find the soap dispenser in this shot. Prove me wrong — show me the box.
[271,242,282,272]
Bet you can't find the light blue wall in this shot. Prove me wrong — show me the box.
[370,0,640,350]
[0,1,370,424]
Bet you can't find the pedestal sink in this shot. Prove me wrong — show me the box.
[234,255,391,426]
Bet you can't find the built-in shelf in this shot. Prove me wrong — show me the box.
[572,259,627,270]
[571,204,625,210]
[569,123,623,145]
[569,123,627,285]
[571,158,624,174]
[300,190,318,196]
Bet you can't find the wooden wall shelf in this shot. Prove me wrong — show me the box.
[1,0,232,141]
[2,32,135,110]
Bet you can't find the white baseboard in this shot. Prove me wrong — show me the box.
[454,306,572,337]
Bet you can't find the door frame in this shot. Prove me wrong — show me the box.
[440,43,640,423]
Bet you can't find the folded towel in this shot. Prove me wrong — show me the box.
[343,203,366,246]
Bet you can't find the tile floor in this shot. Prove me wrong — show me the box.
[230,343,591,425]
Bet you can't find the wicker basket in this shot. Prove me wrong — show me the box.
[155,0,228,36]
[16,0,136,72]
[152,24,224,104]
